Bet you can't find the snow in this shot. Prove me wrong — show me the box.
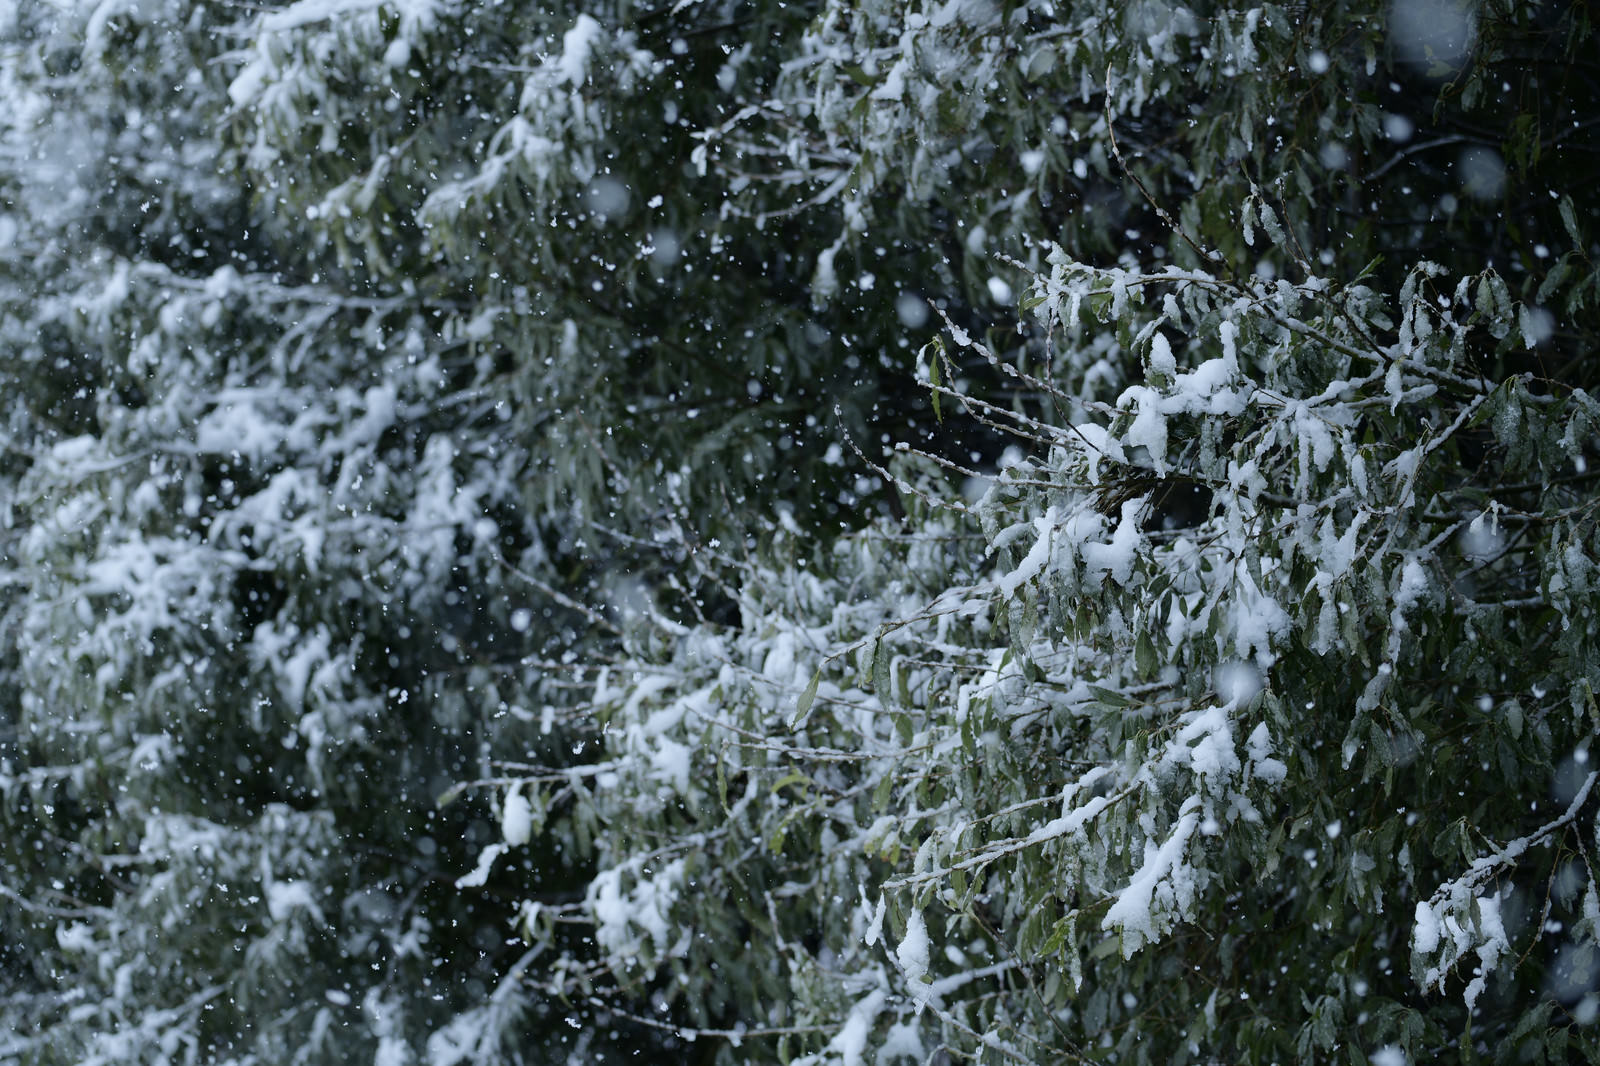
[762,630,799,686]
[1213,659,1261,707]
[649,737,693,795]
[1392,559,1430,616]
[56,922,95,952]
[878,1020,925,1062]
[194,390,289,463]
[897,907,933,1002]
[557,15,605,86]
[827,989,886,1066]
[1148,331,1176,378]
[1102,797,1201,955]
[812,242,841,303]
[1218,319,1238,367]
[83,0,145,59]
[1463,891,1508,1011]
[897,908,930,982]
[8,0,1588,1058]
[266,879,326,925]
[1246,723,1288,785]
[1291,402,1337,474]
[1025,767,1115,845]
[997,508,1056,597]
[501,789,532,846]
[871,58,907,101]
[1166,705,1240,788]
[259,0,386,33]
[1081,498,1143,586]
[1318,512,1365,578]
[1122,387,1169,470]
[1410,901,1444,963]
[455,844,506,889]
[862,891,887,947]
[589,859,686,961]
[1228,566,1290,665]
[1460,512,1504,560]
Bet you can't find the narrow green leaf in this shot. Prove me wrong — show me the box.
[1088,684,1132,708]
[1560,194,1583,247]
[872,772,895,812]
[840,63,875,87]
[790,669,821,729]
[717,743,731,814]
[1134,629,1159,676]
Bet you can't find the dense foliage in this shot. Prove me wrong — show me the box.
[2,0,1598,1063]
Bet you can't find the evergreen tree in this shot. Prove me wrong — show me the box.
[0,0,912,1059]
[490,0,1600,1062]
[1,0,1597,1064]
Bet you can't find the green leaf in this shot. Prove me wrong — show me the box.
[1088,684,1131,708]
[1042,912,1076,955]
[717,743,731,814]
[1134,629,1159,676]
[873,638,892,701]
[771,768,810,796]
[1502,698,1523,740]
[840,63,875,88]
[1560,194,1584,248]
[1538,254,1572,304]
[872,772,895,812]
[790,669,821,729]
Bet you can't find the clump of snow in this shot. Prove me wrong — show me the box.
[1392,559,1430,615]
[1318,513,1365,578]
[897,908,931,988]
[1370,1046,1407,1066]
[1165,705,1240,792]
[266,879,326,925]
[1080,498,1143,587]
[1228,567,1290,666]
[1102,798,1201,956]
[896,291,929,329]
[501,788,532,846]
[862,892,887,948]
[1148,331,1176,378]
[556,14,605,86]
[1412,900,1441,954]
[997,506,1057,597]
[828,989,887,1066]
[1247,724,1288,785]
[455,844,506,889]
[589,859,687,963]
[649,737,693,795]
[56,922,95,952]
[1213,659,1261,707]
[1460,512,1503,561]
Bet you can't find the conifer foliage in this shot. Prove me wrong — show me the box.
[1,0,1598,1063]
